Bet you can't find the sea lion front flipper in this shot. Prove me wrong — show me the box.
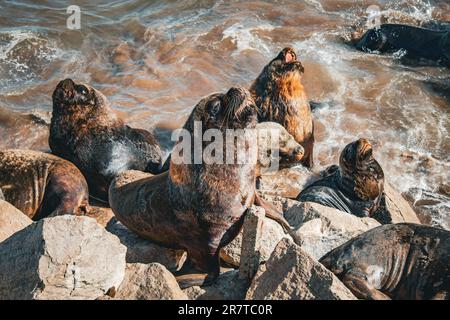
[176,273,217,289]
[341,272,391,300]
[254,193,291,231]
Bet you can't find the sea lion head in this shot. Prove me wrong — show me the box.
[339,138,384,203]
[52,78,110,115]
[253,47,304,90]
[185,86,258,131]
[340,139,377,175]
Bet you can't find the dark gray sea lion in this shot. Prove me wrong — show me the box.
[49,79,163,201]
[0,149,90,220]
[355,24,450,67]
[109,87,290,288]
[297,138,384,217]
[250,47,315,168]
[320,223,450,300]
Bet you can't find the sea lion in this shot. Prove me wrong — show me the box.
[354,24,450,67]
[297,138,384,217]
[49,79,163,201]
[320,223,450,300]
[251,47,315,168]
[109,87,290,288]
[0,149,90,220]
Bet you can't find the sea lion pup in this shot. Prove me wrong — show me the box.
[297,138,384,217]
[49,79,162,201]
[354,24,450,67]
[250,47,315,168]
[320,223,450,300]
[109,87,290,288]
[0,149,90,220]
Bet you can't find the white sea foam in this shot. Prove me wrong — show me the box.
[222,22,275,56]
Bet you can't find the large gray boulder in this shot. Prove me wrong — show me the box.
[258,166,318,198]
[106,218,186,271]
[115,263,187,300]
[0,200,32,243]
[285,201,380,260]
[373,182,421,224]
[246,238,356,300]
[221,211,292,267]
[0,215,126,300]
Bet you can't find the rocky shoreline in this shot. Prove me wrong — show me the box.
[0,166,422,300]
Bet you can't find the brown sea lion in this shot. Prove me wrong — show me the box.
[354,24,450,67]
[49,79,163,201]
[297,138,384,217]
[320,223,450,300]
[250,47,315,168]
[109,87,290,288]
[0,149,90,220]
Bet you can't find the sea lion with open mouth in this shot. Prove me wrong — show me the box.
[251,47,315,168]
[297,138,384,217]
[320,223,450,300]
[354,24,450,67]
[0,149,90,220]
[49,79,162,202]
[109,87,290,288]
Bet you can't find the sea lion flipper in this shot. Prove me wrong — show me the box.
[254,193,291,231]
[342,272,391,300]
[176,273,216,289]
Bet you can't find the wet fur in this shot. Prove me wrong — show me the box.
[49,79,162,201]
[0,149,89,220]
[109,88,289,288]
[298,139,384,217]
[251,47,315,167]
[320,223,450,300]
[355,24,450,67]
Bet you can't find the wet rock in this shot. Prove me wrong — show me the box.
[257,166,318,198]
[285,201,380,260]
[106,218,186,271]
[183,269,248,300]
[115,263,187,300]
[0,216,126,300]
[403,188,450,230]
[246,238,356,300]
[0,200,32,243]
[221,210,292,268]
[373,182,421,224]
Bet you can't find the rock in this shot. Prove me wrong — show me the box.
[183,269,248,300]
[106,218,186,271]
[115,263,187,300]
[285,201,380,260]
[221,214,291,268]
[258,193,299,213]
[246,238,356,300]
[373,182,421,224]
[87,206,115,228]
[403,187,450,230]
[239,206,265,280]
[258,166,318,198]
[0,200,32,243]
[0,215,126,300]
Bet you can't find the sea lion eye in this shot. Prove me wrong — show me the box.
[76,85,89,96]
[209,99,221,116]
